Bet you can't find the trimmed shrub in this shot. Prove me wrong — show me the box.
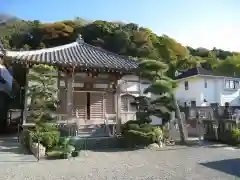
[204,128,240,146]
[46,144,75,159]
[121,120,164,147]
[136,112,149,120]
[231,128,240,145]
[30,130,60,149]
[29,123,60,149]
[127,123,140,130]
[139,124,154,133]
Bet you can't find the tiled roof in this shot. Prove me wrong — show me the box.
[175,67,223,79]
[5,39,138,72]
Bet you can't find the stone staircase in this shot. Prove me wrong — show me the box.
[77,124,110,137]
[67,123,121,150]
[58,122,112,137]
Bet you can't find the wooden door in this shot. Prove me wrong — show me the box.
[104,92,115,115]
[90,92,103,120]
[73,92,87,120]
[57,88,67,114]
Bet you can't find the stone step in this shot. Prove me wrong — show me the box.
[70,136,123,150]
[78,127,96,132]
[77,127,109,137]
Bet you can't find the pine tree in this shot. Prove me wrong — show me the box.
[27,64,58,123]
[139,59,186,143]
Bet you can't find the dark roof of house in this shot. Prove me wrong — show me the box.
[175,67,223,79]
[5,36,138,72]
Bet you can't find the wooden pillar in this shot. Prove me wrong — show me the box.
[115,80,121,134]
[65,73,73,120]
[22,66,29,124]
[57,70,61,99]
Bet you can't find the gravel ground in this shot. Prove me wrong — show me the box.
[0,136,239,180]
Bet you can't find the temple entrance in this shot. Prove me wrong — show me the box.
[0,36,138,135]
[72,91,115,122]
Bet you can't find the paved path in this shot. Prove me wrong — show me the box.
[0,139,239,180]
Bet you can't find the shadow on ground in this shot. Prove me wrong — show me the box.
[0,135,36,162]
[0,135,29,154]
[88,140,237,153]
[200,158,240,177]
[90,147,145,153]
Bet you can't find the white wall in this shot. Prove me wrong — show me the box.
[175,76,202,106]
[120,75,151,97]
[175,75,240,106]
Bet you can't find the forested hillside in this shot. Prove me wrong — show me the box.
[0,15,239,78]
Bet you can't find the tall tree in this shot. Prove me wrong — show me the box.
[139,59,186,143]
[27,64,58,123]
[214,55,240,77]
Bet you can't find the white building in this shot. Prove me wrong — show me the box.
[119,75,151,122]
[175,67,240,107]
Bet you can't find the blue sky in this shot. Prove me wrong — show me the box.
[1,0,239,51]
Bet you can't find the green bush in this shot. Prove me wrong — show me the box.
[29,123,60,149]
[136,112,149,120]
[124,120,138,127]
[46,144,75,159]
[30,130,60,149]
[231,128,240,144]
[153,127,164,141]
[36,123,58,132]
[121,120,164,147]
[127,123,140,130]
[139,124,154,133]
[204,128,240,146]
[46,150,63,159]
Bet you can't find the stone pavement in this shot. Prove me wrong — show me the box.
[0,136,239,180]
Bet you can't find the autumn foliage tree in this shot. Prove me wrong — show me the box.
[1,16,238,76]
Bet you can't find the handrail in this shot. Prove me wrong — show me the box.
[104,113,117,136]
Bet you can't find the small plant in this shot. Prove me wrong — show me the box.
[121,120,165,148]
[46,137,76,159]
[232,128,240,144]
[153,127,164,147]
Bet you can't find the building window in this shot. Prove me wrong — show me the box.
[204,79,207,88]
[121,95,136,112]
[225,79,239,89]
[235,80,239,88]
[190,101,196,107]
[184,81,189,90]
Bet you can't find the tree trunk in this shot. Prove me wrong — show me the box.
[172,96,186,144]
